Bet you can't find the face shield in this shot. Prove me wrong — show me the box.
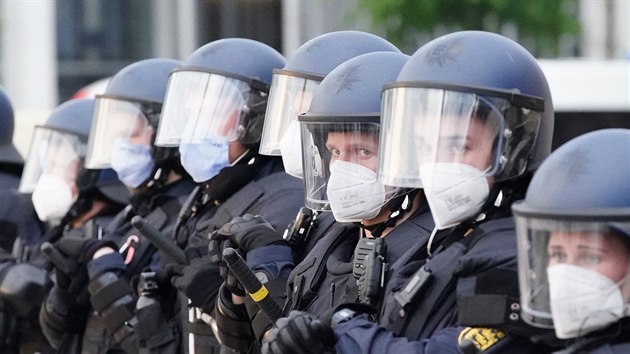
[512,206,630,338]
[20,127,85,221]
[299,115,400,222]
[155,69,254,146]
[259,69,320,157]
[379,83,544,188]
[19,126,85,193]
[85,96,156,169]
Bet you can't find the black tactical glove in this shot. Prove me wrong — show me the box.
[166,256,223,314]
[208,214,285,295]
[212,214,285,252]
[55,235,118,264]
[46,236,117,306]
[262,310,336,354]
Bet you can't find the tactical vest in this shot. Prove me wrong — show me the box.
[176,171,304,354]
[382,217,518,341]
[285,223,359,315]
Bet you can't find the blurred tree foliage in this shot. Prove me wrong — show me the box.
[353,0,581,57]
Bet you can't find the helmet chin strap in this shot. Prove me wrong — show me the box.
[362,189,418,238]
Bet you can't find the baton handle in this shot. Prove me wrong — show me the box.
[131,215,189,265]
[223,247,283,322]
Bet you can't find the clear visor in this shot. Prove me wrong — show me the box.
[19,127,85,193]
[155,70,251,146]
[85,97,154,169]
[379,86,541,188]
[300,119,384,211]
[258,71,319,155]
[514,212,630,329]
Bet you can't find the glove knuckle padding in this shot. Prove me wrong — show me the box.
[294,313,312,342]
[87,272,136,345]
[170,257,221,313]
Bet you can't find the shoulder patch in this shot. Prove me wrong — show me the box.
[458,327,506,352]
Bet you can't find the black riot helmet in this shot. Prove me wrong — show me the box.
[85,58,185,189]
[155,38,286,149]
[512,129,630,339]
[0,86,23,169]
[20,98,129,222]
[379,31,553,229]
[298,51,410,226]
[258,31,401,178]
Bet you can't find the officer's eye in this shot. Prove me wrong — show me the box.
[448,140,468,155]
[328,147,340,157]
[357,148,372,158]
[548,250,567,264]
[581,252,602,266]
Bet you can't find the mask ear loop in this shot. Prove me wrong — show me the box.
[427,226,439,256]
[363,189,418,238]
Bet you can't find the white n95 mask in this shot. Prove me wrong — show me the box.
[420,162,489,229]
[547,264,628,339]
[32,173,76,221]
[327,160,387,223]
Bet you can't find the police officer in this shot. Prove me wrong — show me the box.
[150,38,304,353]
[265,30,555,354]
[20,98,130,245]
[256,50,441,354]
[513,128,630,354]
[26,98,129,353]
[41,58,196,354]
[208,32,408,353]
[258,29,408,262]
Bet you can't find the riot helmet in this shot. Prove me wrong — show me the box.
[258,31,400,178]
[299,51,409,224]
[379,31,553,229]
[156,38,285,148]
[0,86,23,166]
[85,58,183,189]
[154,38,285,183]
[512,129,630,339]
[19,98,129,222]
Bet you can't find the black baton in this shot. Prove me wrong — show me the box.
[131,215,189,265]
[222,247,283,322]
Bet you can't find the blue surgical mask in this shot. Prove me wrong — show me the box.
[111,139,155,188]
[179,137,231,183]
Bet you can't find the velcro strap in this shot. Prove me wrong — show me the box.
[215,309,254,352]
[184,321,216,336]
[88,272,134,312]
[458,294,508,326]
[135,302,171,340]
[101,296,135,335]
